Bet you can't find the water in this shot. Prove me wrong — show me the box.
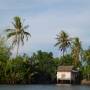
[0,85,89,90]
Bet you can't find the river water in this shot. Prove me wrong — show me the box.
[0,84,89,90]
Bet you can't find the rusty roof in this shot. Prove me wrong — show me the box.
[57,66,75,72]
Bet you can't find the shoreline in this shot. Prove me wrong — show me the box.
[0,83,90,86]
[81,80,90,85]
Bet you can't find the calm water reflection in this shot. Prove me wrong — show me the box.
[0,85,89,90]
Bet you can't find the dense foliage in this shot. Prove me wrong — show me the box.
[0,16,90,84]
[0,36,90,84]
[0,46,59,84]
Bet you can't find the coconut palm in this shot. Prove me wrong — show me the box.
[71,37,82,67]
[83,48,90,65]
[55,31,71,57]
[5,16,31,56]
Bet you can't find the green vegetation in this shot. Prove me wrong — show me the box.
[0,16,90,84]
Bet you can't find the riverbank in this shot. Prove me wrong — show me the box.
[81,79,90,85]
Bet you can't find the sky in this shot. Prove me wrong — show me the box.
[0,0,90,57]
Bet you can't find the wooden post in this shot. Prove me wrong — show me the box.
[57,78,58,84]
[70,79,71,84]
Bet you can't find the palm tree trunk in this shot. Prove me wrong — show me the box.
[63,50,65,65]
[63,50,64,57]
[16,42,19,56]
[16,34,20,56]
[16,29,19,56]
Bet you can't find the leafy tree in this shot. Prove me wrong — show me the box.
[5,16,31,55]
[30,50,57,83]
[0,37,11,61]
[81,65,90,80]
[5,55,32,84]
[0,37,11,83]
[81,48,90,80]
[83,48,90,65]
[59,54,73,65]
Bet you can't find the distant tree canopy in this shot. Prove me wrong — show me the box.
[30,50,57,83]
[59,54,73,65]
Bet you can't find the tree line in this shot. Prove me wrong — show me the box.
[0,16,90,84]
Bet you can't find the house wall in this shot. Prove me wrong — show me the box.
[57,72,71,80]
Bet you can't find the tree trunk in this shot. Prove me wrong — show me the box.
[16,43,19,56]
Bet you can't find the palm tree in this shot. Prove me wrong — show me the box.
[71,37,82,67]
[55,31,71,57]
[83,48,90,65]
[5,16,31,56]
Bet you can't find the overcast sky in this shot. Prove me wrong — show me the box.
[0,0,90,57]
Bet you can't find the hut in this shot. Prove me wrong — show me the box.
[57,66,80,84]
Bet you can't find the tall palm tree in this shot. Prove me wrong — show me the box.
[71,37,82,67]
[5,16,31,56]
[55,31,71,57]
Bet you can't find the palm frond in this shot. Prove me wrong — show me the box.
[7,32,16,38]
[21,34,24,45]
[5,29,15,32]
[24,31,31,37]
[23,25,29,29]
[12,38,17,46]
[12,22,16,28]
[54,42,60,47]
[13,16,22,29]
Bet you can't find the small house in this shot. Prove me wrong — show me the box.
[57,66,80,84]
